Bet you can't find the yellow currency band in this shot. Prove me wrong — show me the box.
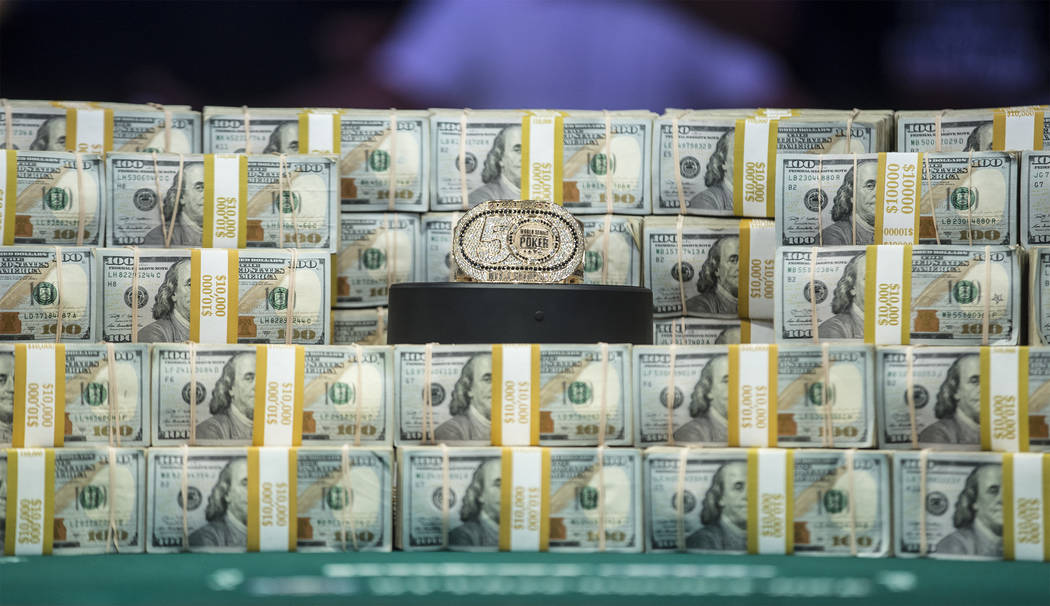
[252,345,306,446]
[490,344,541,446]
[498,447,551,552]
[745,448,794,555]
[980,347,1030,452]
[993,107,1046,151]
[297,111,342,155]
[4,448,56,556]
[741,320,752,344]
[863,245,913,344]
[728,345,778,447]
[64,106,114,153]
[874,153,922,244]
[202,154,248,248]
[520,113,565,205]
[2,150,15,245]
[732,119,778,217]
[738,220,752,318]
[247,446,299,552]
[13,344,66,448]
[189,249,240,343]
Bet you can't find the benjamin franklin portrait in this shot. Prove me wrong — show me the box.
[687,130,733,212]
[919,354,981,445]
[935,464,1003,557]
[0,353,13,442]
[963,123,993,152]
[685,235,739,316]
[189,457,248,547]
[673,355,729,444]
[448,459,501,547]
[263,122,299,154]
[819,159,878,246]
[818,251,866,339]
[30,116,66,151]
[138,259,191,343]
[143,162,205,246]
[686,461,747,551]
[195,352,257,441]
[433,354,493,442]
[468,125,521,206]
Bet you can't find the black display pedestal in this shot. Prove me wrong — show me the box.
[387,283,653,344]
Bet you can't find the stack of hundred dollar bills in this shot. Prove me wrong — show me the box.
[2,100,1050,562]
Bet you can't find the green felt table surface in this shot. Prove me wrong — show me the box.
[1,551,1047,606]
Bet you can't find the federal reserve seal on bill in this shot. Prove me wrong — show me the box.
[452,199,585,283]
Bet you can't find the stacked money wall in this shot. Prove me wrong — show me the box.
[1,101,1050,560]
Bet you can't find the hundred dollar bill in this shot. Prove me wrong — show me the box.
[0,344,148,446]
[333,308,387,345]
[652,109,892,216]
[150,344,393,445]
[632,345,874,447]
[653,318,774,345]
[105,152,339,251]
[774,245,1021,345]
[892,451,1005,559]
[876,346,1050,451]
[394,344,632,446]
[1,447,146,554]
[203,107,429,212]
[429,109,654,214]
[421,212,461,281]
[0,100,200,153]
[336,212,419,308]
[1021,151,1050,246]
[0,151,103,245]
[643,216,776,319]
[896,106,1050,152]
[98,248,332,344]
[397,446,642,552]
[643,447,890,556]
[0,246,96,341]
[1032,248,1050,346]
[146,446,392,553]
[775,152,1018,246]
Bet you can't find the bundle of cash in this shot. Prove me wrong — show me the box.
[896,106,1050,152]
[333,308,387,345]
[652,318,774,345]
[1,447,146,555]
[774,245,1021,345]
[1022,152,1050,247]
[0,100,200,153]
[0,151,103,245]
[429,109,654,214]
[0,343,148,447]
[893,451,1050,561]
[652,109,894,216]
[0,246,96,341]
[643,216,776,320]
[774,152,1018,246]
[397,446,642,552]
[150,344,393,445]
[336,212,419,308]
[146,446,393,553]
[420,212,641,286]
[97,248,332,344]
[394,344,632,446]
[643,447,891,557]
[876,346,1050,452]
[1032,248,1050,346]
[633,345,875,447]
[203,107,429,212]
[105,152,339,251]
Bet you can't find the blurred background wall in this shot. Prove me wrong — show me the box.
[0,0,1047,110]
